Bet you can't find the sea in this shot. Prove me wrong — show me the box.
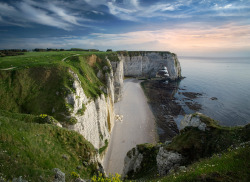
[174,56,250,127]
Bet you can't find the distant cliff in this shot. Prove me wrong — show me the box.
[118,51,181,80]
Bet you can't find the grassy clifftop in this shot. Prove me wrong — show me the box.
[154,142,250,182]
[0,51,119,124]
[0,110,98,181]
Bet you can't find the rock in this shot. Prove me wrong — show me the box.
[103,66,109,71]
[82,161,88,166]
[12,176,27,182]
[210,97,218,100]
[97,70,103,80]
[110,60,123,102]
[123,147,144,176]
[53,168,65,182]
[180,113,207,131]
[75,178,86,182]
[76,165,82,170]
[0,176,6,182]
[97,162,106,177]
[62,154,69,160]
[178,166,187,172]
[156,147,183,176]
[164,140,171,145]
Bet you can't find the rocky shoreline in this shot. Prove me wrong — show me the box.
[141,79,204,142]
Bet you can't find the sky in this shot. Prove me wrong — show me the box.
[0,0,250,57]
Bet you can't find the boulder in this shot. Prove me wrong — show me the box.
[180,113,207,131]
[156,147,183,175]
[53,168,65,182]
[12,176,27,182]
[123,147,143,177]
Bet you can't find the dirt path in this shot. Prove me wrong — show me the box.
[0,67,16,70]
[103,78,156,175]
[61,54,80,62]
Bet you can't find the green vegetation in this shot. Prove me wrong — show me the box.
[166,114,250,162]
[124,115,250,181]
[99,139,109,154]
[126,143,159,179]
[77,104,87,116]
[92,172,122,182]
[0,110,98,181]
[0,51,120,124]
[154,142,250,182]
[0,51,122,181]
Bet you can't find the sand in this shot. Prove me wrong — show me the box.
[103,78,156,175]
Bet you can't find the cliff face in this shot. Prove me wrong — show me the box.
[66,69,115,149]
[110,59,123,102]
[119,52,181,80]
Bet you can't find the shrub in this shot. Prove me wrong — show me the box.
[68,117,78,125]
[91,172,121,182]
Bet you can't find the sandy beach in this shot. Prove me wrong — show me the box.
[103,78,156,175]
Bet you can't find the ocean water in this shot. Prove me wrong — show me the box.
[175,56,250,126]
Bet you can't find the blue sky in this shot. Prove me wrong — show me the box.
[0,0,250,56]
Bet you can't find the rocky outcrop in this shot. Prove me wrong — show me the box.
[119,52,181,80]
[180,113,207,131]
[156,147,182,175]
[123,144,183,179]
[123,147,144,176]
[110,59,123,102]
[53,168,65,182]
[67,69,115,150]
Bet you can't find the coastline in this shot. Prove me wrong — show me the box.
[140,79,205,142]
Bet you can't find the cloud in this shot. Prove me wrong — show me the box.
[0,0,89,30]
[71,24,250,56]
[1,23,250,57]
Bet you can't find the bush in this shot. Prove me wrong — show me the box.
[68,117,78,125]
[91,172,121,182]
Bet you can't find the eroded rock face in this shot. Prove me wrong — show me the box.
[123,147,143,176]
[119,52,181,80]
[180,113,207,131]
[123,144,183,179]
[110,59,123,102]
[156,147,182,176]
[67,69,115,150]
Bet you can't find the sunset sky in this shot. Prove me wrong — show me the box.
[0,0,250,56]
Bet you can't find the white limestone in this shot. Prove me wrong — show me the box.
[66,69,115,149]
[110,59,124,102]
[156,147,182,176]
[123,147,143,176]
[180,113,207,131]
[119,52,181,80]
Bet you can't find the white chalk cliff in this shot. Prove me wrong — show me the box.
[64,51,181,151]
[119,52,181,80]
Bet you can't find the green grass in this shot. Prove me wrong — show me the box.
[0,51,120,70]
[0,51,121,124]
[154,143,250,182]
[166,116,250,162]
[124,115,250,181]
[98,139,109,154]
[0,111,98,181]
[0,66,75,124]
